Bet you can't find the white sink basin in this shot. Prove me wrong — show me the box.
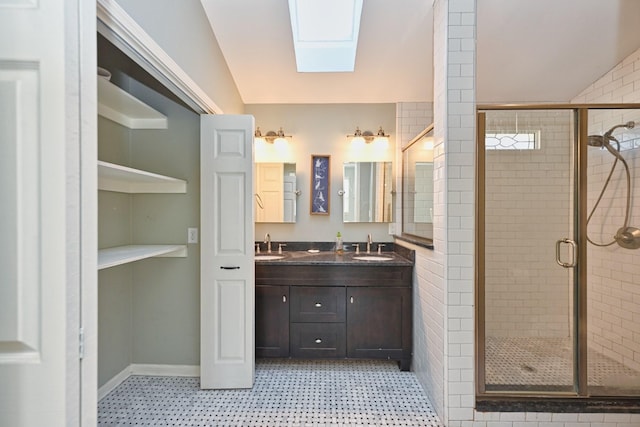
[353,255,393,261]
[255,255,285,261]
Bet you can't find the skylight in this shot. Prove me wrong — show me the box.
[288,0,363,73]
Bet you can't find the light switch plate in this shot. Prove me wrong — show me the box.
[188,227,198,244]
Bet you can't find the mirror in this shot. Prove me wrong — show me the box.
[342,161,392,223]
[402,125,434,240]
[255,163,297,223]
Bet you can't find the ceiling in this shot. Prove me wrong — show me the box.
[200,0,640,105]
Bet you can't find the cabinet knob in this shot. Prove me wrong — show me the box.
[314,302,322,308]
[282,295,287,303]
[350,296,354,304]
[315,338,322,344]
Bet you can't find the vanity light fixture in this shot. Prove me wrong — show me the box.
[347,126,389,143]
[254,127,292,144]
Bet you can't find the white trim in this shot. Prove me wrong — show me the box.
[130,364,200,377]
[96,0,222,115]
[98,364,200,401]
[97,365,132,401]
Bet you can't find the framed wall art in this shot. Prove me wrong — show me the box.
[310,154,330,215]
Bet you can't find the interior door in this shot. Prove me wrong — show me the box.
[0,0,90,425]
[255,162,284,222]
[200,114,255,389]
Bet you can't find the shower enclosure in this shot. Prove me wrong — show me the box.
[477,105,640,399]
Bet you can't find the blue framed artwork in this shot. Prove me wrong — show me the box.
[310,154,330,215]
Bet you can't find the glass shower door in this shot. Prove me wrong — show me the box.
[586,108,640,396]
[479,109,578,393]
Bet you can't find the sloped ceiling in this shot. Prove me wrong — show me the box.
[200,0,640,105]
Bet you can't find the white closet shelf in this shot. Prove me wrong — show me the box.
[98,77,168,129]
[98,245,187,270]
[98,161,187,193]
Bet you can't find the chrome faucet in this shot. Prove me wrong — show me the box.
[366,233,373,253]
[264,233,272,253]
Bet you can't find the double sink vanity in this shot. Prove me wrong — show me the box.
[254,243,414,371]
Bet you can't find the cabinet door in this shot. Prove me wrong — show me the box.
[256,285,289,357]
[347,287,412,365]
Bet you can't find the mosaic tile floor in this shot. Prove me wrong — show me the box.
[486,336,640,392]
[98,359,444,427]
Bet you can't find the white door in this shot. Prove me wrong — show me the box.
[256,162,284,222]
[201,115,255,389]
[283,175,296,222]
[0,0,92,425]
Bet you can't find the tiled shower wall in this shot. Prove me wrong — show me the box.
[484,110,574,338]
[395,102,444,416]
[573,47,640,373]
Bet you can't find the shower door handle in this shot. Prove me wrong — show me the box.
[555,238,577,268]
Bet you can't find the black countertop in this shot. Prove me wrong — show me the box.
[254,250,413,266]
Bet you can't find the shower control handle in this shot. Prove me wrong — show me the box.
[555,238,577,268]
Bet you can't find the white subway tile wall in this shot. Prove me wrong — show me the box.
[421,2,640,426]
[574,47,640,378]
[435,0,477,425]
[396,100,444,417]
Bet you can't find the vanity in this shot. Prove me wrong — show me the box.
[255,248,413,371]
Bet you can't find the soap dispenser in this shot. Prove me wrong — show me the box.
[335,232,344,254]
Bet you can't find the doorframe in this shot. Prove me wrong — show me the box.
[96,0,221,116]
[86,0,228,421]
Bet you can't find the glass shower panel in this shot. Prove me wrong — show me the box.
[586,108,640,396]
[482,109,576,393]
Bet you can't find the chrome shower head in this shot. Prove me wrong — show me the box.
[587,135,608,147]
[604,121,635,138]
[588,121,635,148]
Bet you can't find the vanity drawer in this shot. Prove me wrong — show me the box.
[290,323,346,358]
[290,286,346,323]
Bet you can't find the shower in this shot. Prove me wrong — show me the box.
[587,121,640,249]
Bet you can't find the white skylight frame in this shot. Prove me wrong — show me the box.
[288,0,363,73]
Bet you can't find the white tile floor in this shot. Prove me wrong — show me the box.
[486,336,640,392]
[98,359,444,427]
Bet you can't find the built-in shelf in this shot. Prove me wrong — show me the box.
[97,77,168,129]
[98,160,187,193]
[98,244,187,270]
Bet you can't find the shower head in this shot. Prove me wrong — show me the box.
[588,121,635,148]
[604,121,635,138]
[587,135,608,147]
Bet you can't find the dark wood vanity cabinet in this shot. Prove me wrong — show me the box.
[290,286,347,358]
[255,285,289,357]
[346,286,412,371]
[255,263,413,370]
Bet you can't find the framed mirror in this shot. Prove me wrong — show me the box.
[402,124,434,241]
[255,162,297,223]
[342,161,392,223]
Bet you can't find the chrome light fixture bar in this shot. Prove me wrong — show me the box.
[347,126,389,143]
[254,127,292,143]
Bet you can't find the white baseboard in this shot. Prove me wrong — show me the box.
[98,364,200,400]
[98,365,132,400]
[130,363,200,377]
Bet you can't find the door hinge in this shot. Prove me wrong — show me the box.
[79,327,85,360]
